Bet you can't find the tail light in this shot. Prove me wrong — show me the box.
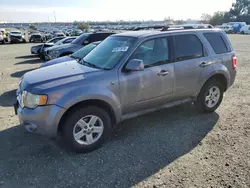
[232,56,237,69]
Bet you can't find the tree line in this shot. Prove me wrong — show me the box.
[201,0,250,25]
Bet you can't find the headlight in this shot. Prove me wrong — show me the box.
[22,91,48,109]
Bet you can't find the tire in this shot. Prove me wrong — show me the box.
[39,54,45,61]
[195,79,224,113]
[61,106,112,153]
[241,31,245,34]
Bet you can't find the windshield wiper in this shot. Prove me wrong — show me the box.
[81,60,101,69]
[70,55,81,60]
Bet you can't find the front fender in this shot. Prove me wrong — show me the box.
[54,86,121,122]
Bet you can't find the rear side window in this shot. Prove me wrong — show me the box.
[88,33,112,43]
[174,34,204,61]
[204,33,230,54]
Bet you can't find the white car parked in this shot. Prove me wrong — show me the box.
[215,25,234,33]
[240,25,250,34]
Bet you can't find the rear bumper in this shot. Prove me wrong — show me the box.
[228,70,237,90]
[16,104,66,138]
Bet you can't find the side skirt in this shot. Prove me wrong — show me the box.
[120,98,194,122]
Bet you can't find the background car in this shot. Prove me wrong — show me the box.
[70,29,83,36]
[40,41,100,68]
[29,33,44,43]
[0,28,8,44]
[39,37,77,60]
[53,32,66,38]
[45,32,114,60]
[31,37,65,55]
[9,31,26,43]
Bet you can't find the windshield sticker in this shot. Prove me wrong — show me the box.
[112,46,129,52]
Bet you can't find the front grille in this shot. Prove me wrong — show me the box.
[11,36,22,40]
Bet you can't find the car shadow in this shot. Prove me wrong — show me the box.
[0,104,219,188]
[15,55,38,59]
[15,59,42,65]
[0,89,16,107]
[10,68,36,78]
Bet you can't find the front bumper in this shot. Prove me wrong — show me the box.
[15,103,66,138]
[46,53,58,60]
[31,48,38,54]
[10,37,23,43]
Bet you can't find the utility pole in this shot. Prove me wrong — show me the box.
[53,11,57,23]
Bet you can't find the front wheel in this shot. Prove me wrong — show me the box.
[61,106,112,153]
[195,80,224,113]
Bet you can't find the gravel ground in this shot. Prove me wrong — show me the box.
[0,36,249,188]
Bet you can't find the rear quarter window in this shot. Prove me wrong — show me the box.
[204,33,231,54]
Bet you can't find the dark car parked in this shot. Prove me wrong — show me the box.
[39,37,76,60]
[31,37,65,55]
[40,41,100,68]
[45,32,114,60]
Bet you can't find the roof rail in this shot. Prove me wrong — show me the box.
[133,25,214,32]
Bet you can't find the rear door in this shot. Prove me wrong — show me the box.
[172,33,212,100]
[119,37,174,114]
[203,31,235,79]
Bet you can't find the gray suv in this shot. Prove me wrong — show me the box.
[15,29,237,153]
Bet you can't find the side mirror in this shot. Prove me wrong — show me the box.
[83,40,89,44]
[125,59,144,71]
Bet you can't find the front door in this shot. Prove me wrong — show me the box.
[119,37,174,115]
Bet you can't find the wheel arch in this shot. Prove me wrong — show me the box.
[198,73,228,98]
[57,99,117,134]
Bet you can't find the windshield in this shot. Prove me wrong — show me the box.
[54,39,64,45]
[74,43,97,59]
[71,34,90,45]
[46,37,62,43]
[83,36,136,69]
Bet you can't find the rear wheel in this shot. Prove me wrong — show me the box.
[195,80,224,113]
[61,106,112,153]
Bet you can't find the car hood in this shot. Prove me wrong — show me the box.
[40,56,74,68]
[47,43,81,51]
[21,61,101,93]
[32,44,43,49]
[10,33,22,36]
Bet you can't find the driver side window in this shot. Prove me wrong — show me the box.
[130,37,169,68]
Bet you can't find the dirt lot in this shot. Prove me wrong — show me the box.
[0,36,249,188]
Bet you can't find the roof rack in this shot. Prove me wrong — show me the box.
[133,24,214,32]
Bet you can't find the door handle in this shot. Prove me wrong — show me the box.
[158,70,169,76]
[199,62,212,67]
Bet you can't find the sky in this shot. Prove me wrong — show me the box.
[0,0,235,23]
